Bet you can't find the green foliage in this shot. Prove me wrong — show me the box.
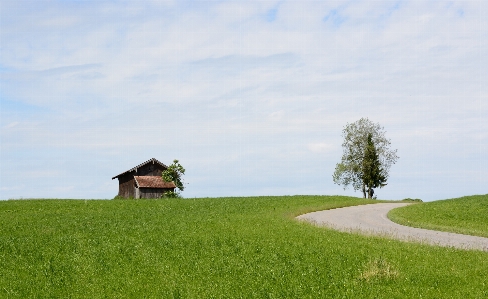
[389,194,488,238]
[333,118,398,198]
[161,190,182,199]
[401,198,423,202]
[362,134,387,198]
[162,159,186,192]
[1,196,487,298]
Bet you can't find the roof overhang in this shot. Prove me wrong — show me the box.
[112,158,168,180]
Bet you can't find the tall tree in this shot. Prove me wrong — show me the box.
[162,159,186,192]
[362,133,387,198]
[333,118,398,198]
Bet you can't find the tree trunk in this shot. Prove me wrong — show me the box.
[362,184,367,198]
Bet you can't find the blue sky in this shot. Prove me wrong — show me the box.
[1,0,487,201]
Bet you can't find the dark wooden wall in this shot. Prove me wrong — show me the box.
[116,162,167,198]
[134,163,163,177]
[116,173,133,198]
[138,188,174,199]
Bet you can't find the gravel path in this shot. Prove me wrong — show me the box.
[296,203,488,251]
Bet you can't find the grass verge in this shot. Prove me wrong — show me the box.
[1,195,487,298]
[388,194,488,238]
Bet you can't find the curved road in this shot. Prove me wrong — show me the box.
[296,203,488,251]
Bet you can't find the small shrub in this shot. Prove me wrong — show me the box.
[161,191,182,199]
[401,198,423,202]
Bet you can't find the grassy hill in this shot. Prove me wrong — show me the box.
[1,195,487,298]
[388,194,488,238]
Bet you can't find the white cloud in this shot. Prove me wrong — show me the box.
[269,110,285,121]
[1,0,487,201]
[307,142,334,154]
[4,122,19,129]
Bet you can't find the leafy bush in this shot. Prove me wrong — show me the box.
[161,191,182,199]
[401,198,423,202]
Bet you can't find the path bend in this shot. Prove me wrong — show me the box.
[296,203,488,251]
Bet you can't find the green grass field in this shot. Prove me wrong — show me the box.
[1,195,487,298]
[388,194,488,238]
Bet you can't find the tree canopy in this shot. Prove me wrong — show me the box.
[162,159,186,192]
[333,118,398,198]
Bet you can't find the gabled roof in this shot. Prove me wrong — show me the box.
[112,158,168,180]
[134,176,176,189]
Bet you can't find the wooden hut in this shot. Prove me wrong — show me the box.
[112,158,176,199]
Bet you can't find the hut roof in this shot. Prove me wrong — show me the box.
[134,176,176,189]
[112,158,168,180]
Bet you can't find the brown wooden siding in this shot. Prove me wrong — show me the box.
[119,177,136,198]
[114,159,169,199]
[138,188,174,199]
[133,163,163,177]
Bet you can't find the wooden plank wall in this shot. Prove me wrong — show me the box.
[116,162,168,198]
[118,173,136,198]
[139,188,174,199]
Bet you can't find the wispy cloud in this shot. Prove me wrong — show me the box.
[0,64,102,80]
[1,1,487,200]
[4,122,20,129]
[308,142,334,154]
[323,8,348,27]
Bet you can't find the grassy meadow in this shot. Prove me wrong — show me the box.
[1,195,487,298]
[388,194,488,238]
